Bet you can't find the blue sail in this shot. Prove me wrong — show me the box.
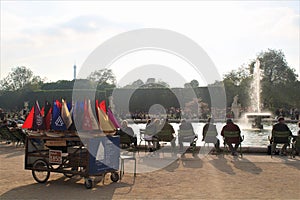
[51,100,67,131]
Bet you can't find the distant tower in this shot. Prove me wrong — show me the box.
[73,64,76,80]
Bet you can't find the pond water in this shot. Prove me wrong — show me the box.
[129,122,299,147]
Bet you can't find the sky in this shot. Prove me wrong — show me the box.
[1,1,299,88]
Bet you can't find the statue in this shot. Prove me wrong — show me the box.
[231,95,241,119]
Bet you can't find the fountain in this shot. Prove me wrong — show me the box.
[245,59,271,129]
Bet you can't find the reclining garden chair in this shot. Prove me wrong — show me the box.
[139,128,159,152]
[291,136,300,158]
[178,130,198,154]
[156,130,176,149]
[269,131,292,158]
[203,130,220,154]
[203,130,219,147]
[120,133,134,148]
[0,126,19,145]
[223,131,244,157]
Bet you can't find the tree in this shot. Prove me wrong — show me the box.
[0,66,43,91]
[42,80,72,90]
[123,78,170,88]
[222,67,252,108]
[123,79,144,88]
[251,49,297,85]
[87,69,116,90]
[250,49,298,110]
[184,79,199,88]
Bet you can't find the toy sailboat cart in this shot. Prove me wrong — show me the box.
[23,99,121,189]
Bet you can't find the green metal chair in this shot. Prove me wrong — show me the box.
[223,131,244,157]
[269,131,292,158]
[139,129,159,152]
[292,136,300,158]
[156,130,176,149]
[203,130,220,154]
[203,130,219,147]
[120,133,134,148]
[178,130,198,154]
[0,126,19,145]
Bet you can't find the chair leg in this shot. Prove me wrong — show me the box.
[120,158,124,180]
[134,158,137,177]
[271,143,275,158]
[240,143,243,158]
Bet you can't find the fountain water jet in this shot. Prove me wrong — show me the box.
[245,59,271,129]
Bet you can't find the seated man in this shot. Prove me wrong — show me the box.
[221,118,242,156]
[178,119,196,150]
[202,118,220,152]
[271,116,292,155]
[158,118,176,148]
[118,120,137,148]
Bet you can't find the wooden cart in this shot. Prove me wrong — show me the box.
[24,132,120,189]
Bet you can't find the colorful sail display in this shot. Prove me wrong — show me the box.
[22,99,120,135]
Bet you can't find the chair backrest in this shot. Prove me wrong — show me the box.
[204,130,218,143]
[223,131,240,138]
[272,131,291,144]
[223,131,241,144]
[120,133,132,144]
[156,130,174,142]
[295,136,300,148]
[206,130,218,137]
[178,129,194,137]
[139,129,146,135]
[0,126,16,141]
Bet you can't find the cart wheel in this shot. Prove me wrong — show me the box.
[32,159,50,183]
[84,178,93,189]
[110,172,119,182]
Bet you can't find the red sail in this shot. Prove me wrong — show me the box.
[22,107,34,129]
[99,100,107,113]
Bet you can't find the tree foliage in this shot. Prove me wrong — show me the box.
[0,66,43,91]
[220,49,299,111]
[221,67,252,108]
[184,79,199,88]
[123,78,170,89]
[253,49,298,110]
[87,69,116,90]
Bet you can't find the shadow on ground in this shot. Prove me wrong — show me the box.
[0,175,134,199]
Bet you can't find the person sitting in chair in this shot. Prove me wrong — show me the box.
[221,118,242,156]
[160,118,176,148]
[178,119,196,151]
[271,116,292,156]
[118,120,137,148]
[145,119,160,151]
[202,118,220,152]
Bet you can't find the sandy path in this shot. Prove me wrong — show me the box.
[0,144,299,199]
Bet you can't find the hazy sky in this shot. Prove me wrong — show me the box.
[1,1,299,87]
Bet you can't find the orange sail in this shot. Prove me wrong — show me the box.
[97,106,115,135]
